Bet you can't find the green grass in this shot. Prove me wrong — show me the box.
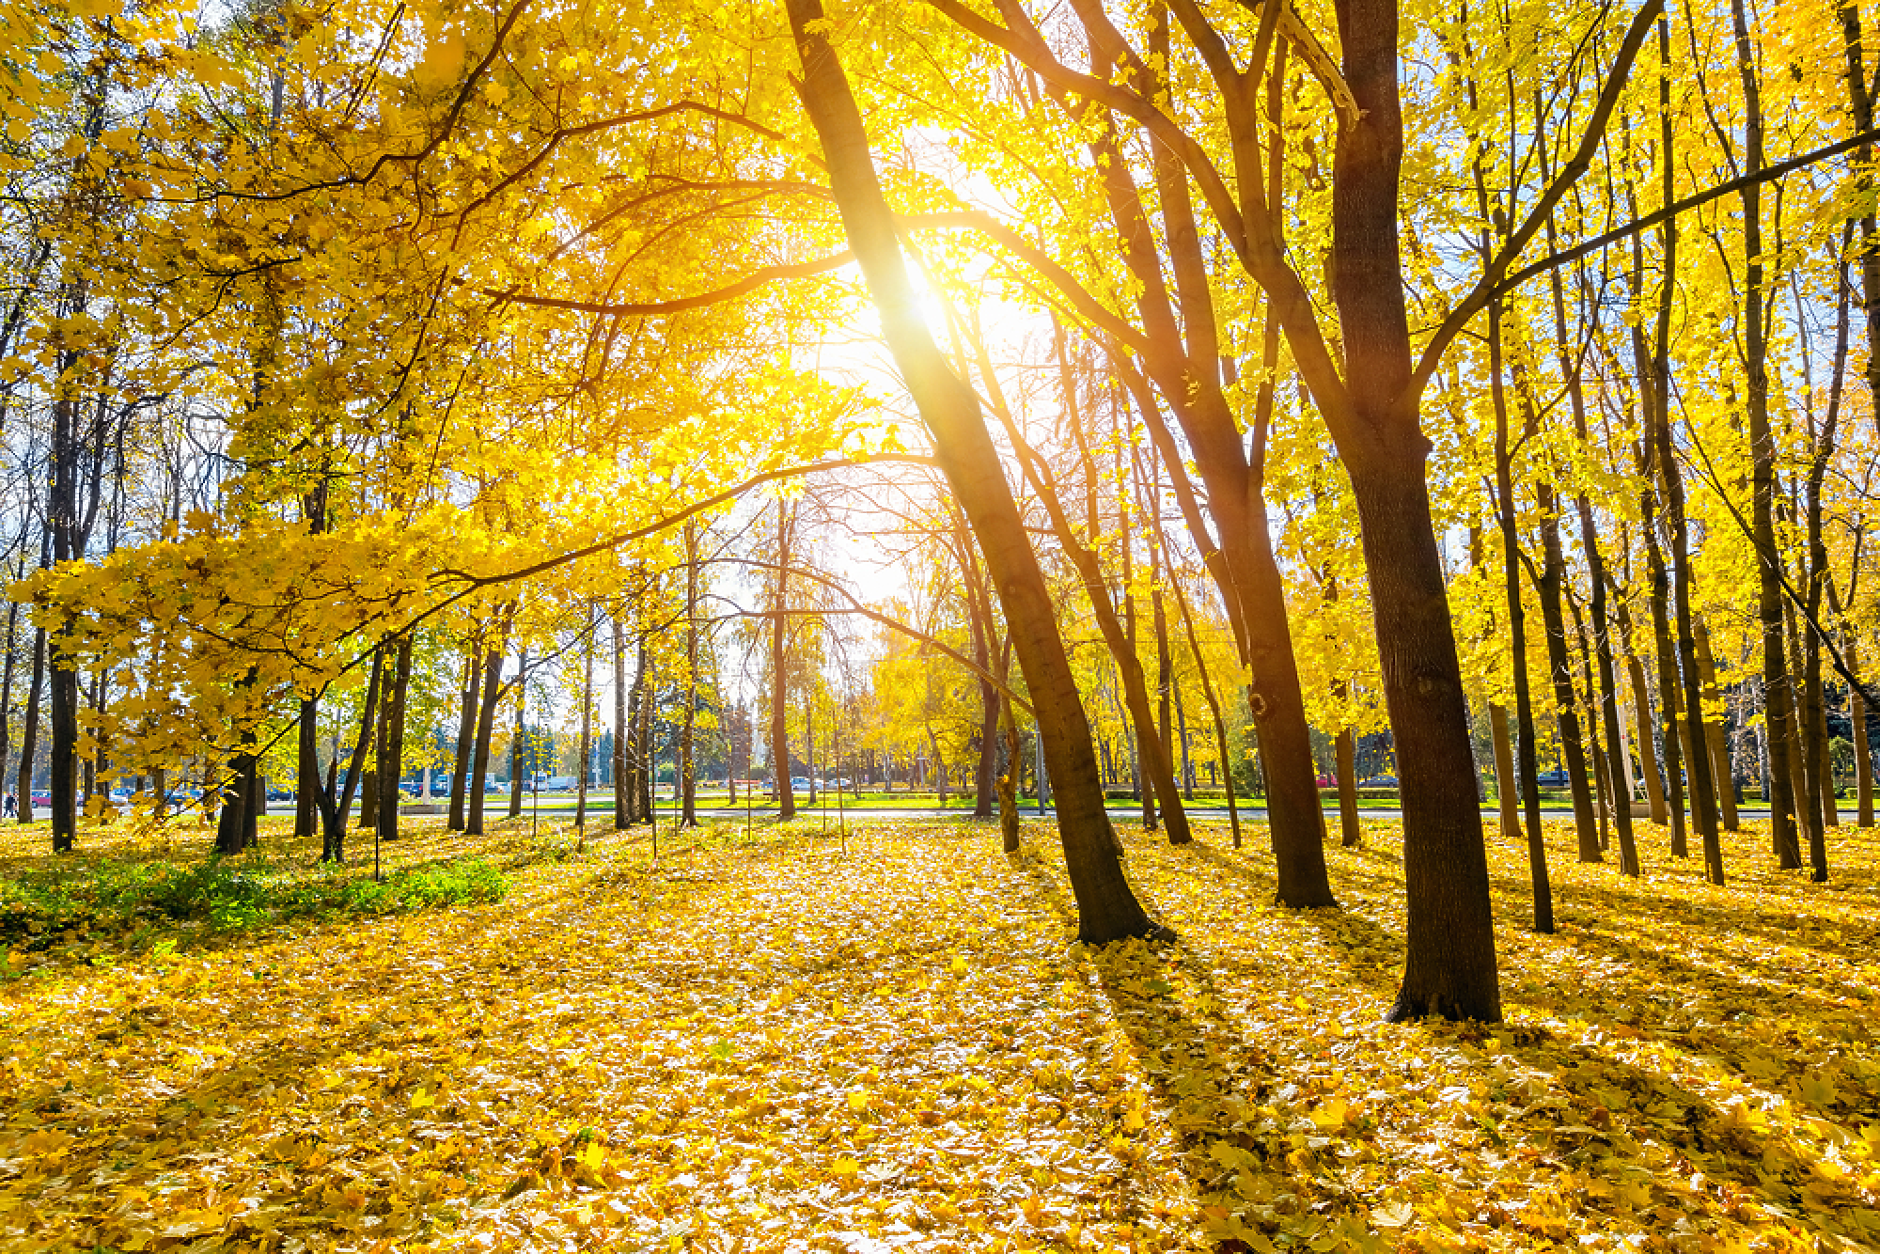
[0,852,509,944]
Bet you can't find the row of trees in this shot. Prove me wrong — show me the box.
[0,0,1875,1021]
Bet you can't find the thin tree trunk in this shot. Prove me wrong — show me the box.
[507,651,529,819]
[1693,620,1739,831]
[466,636,504,837]
[1729,1,1801,872]
[1172,572,1241,851]
[1854,641,1874,826]
[681,523,700,828]
[613,614,630,828]
[13,639,40,823]
[577,617,594,832]
[787,0,1160,941]
[376,637,413,845]
[1335,724,1361,849]
[771,501,795,821]
[1489,701,1521,845]
[448,642,480,831]
[1490,296,1553,934]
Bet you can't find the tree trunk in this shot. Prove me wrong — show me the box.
[681,524,700,828]
[613,615,630,828]
[1335,725,1361,848]
[376,637,413,845]
[296,697,321,843]
[1730,1,1801,872]
[997,638,1022,853]
[508,651,529,819]
[1323,0,1499,1017]
[1489,701,1521,845]
[1692,620,1739,832]
[1534,482,1600,862]
[448,643,480,831]
[786,0,1160,940]
[1490,298,1553,933]
[577,619,594,832]
[0,585,17,801]
[17,627,42,824]
[771,501,795,821]
[1854,641,1874,826]
[1172,574,1242,851]
[634,636,655,823]
[467,637,504,837]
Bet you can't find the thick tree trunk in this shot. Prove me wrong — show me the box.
[1343,449,1501,1016]
[787,0,1160,940]
[1324,0,1498,1017]
[296,697,320,843]
[214,751,258,856]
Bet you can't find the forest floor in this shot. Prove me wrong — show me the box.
[0,810,1874,1253]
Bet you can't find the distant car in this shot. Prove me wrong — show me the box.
[790,776,810,789]
[1535,769,1570,788]
[30,792,50,808]
[1315,773,1334,787]
[1358,775,1397,789]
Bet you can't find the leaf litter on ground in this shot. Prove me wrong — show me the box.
[0,810,1875,1252]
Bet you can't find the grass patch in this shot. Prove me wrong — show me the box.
[0,851,508,944]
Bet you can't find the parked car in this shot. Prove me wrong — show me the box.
[30,792,50,808]
[790,776,810,789]
[1358,775,1397,789]
[1535,768,1570,788]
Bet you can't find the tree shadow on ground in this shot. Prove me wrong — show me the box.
[1486,1020,1873,1248]
[1013,855,1385,1251]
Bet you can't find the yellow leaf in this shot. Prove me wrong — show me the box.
[1372,1200,1413,1228]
